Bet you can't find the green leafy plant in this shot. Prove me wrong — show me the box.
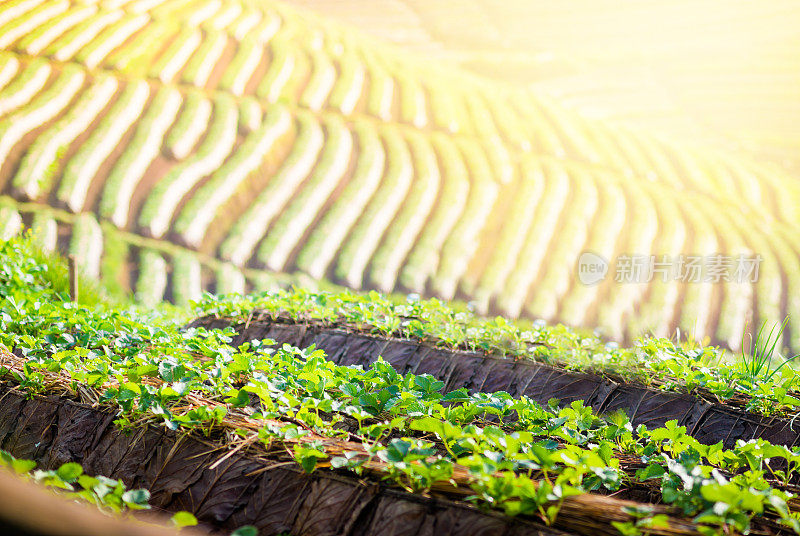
[170,511,198,528]
[739,318,800,383]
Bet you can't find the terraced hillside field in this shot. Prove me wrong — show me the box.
[1,0,800,354]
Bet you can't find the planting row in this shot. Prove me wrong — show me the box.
[193,315,800,450]
[191,289,800,420]
[2,254,800,535]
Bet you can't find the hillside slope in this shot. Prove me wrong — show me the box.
[290,0,800,174]
[1,0,800,352]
